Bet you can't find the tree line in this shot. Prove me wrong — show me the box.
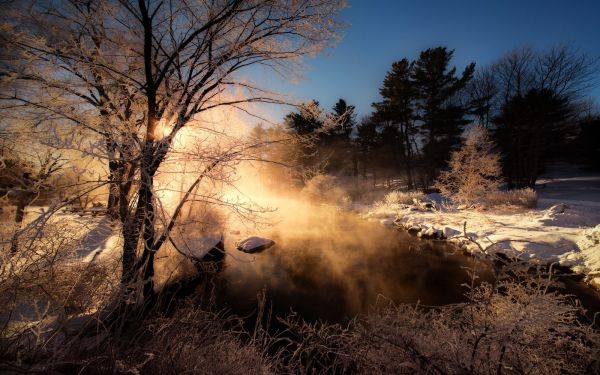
[269,45,598,190]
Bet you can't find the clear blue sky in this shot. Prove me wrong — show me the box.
[259,0,600,122]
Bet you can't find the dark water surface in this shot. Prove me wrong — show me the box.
[215,212,493,324]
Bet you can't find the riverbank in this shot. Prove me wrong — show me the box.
[360,171,600,288]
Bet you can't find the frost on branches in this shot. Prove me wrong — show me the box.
[435,124,502,205]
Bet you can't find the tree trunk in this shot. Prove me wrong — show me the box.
[402,124,415,190]
[121,140,169,303]
[107,160,121,220]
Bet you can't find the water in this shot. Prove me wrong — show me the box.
[215,211,492,324]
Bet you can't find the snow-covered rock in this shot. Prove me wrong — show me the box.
[418,226,444,240]
[380,217,396,226]
[407,225,421,235]
[236,236,275,253]
[177,234,223,259]
[443,226,461,239]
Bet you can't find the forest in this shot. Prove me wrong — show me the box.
[1,1,600,374]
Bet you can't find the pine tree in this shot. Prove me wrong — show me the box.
[411,47,475,187]
[372,59,418,188]
[331,99,356,139]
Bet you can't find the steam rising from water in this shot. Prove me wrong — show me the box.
[152,103,489,318]
[217,165,490,320]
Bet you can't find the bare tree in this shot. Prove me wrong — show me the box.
[1,0,344,303]
[487,45,597,108]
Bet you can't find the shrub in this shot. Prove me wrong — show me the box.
[382,190,425,206]
[279,262,600,374]
[486,187,538,208]
[435,124,503,205]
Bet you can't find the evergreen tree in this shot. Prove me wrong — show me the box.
[575,115,600,169]
[372,59,418,188]
[494,88,572,188]
[331,98,356,139]
[411,47,475,186]
[284,100,324,135]
[355,116,380,181]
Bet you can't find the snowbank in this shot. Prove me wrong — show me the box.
[362,197,600,286]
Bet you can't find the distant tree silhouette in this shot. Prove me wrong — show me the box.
[411,47,475,187]
[483,46,597,188]
[467,68,497,128]
[283,100,327,177]
[575,115,600,169]
[331,99,356,140]
[372,59,418,189]
[355,116,380,182]
[285,100,325,136]
[324,99,357,175]
[494,88,572,188]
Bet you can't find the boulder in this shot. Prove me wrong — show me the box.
[236,236,275,253]
[443,227,461,239]
[380,217,396,226]
[177,234,223,260]
[407,225,422,236]
[418,226,443,240]
[419,201,436,211]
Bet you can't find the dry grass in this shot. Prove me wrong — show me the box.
[486,188,538,208]
[277,262,600,374]
[382,190,425,206]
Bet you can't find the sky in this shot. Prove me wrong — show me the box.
[257,0,600,123]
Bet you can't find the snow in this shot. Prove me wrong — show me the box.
[362,164,600,288]
[380,217,396,226]
[235,236,275,253]
[174,234,223,260]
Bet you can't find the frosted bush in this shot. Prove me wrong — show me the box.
[382,190,425,206]
[280,263,600,374]
[486,188,538,208]
[435,124,503,205]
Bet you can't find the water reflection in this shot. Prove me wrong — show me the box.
[217,211,492,323]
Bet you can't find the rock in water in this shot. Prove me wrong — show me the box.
[236,236,275,253]
[407,225,422,236]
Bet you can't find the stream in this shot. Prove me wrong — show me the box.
[215,210,493,324]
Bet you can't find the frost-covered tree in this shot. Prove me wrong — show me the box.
[435,124,502,204]
[1,0,344,303]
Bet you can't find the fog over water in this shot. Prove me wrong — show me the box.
[217,202,492,323]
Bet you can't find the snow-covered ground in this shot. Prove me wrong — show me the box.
[361,164,600,288]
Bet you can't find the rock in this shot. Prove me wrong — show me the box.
[443,227,461,239]
[550,203,569,214]
[236,236,275,253]
[178,234,223,259]
[422,202,435,210]
[380,217,396,226]
[418,226,443,240]
[407,225,422,235]
[202,239,225,262]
